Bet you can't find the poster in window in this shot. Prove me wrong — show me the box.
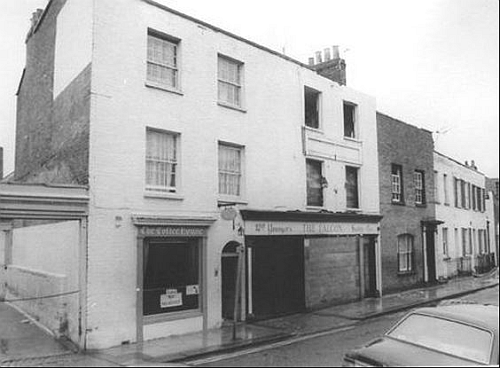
[160,289,183,308]
[186,285,200,295]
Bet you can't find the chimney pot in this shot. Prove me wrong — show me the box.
[308,57,315,66]
[324,48,331,61]
[315,51,322,64]
[332,45,340,59]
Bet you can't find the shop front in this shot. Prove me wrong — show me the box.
[241,210,382,319]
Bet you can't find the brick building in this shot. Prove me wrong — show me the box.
[1,0,382,349]
[377,112,438,293]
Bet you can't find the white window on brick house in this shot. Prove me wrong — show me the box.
[147,31,179,89]
[218,143,243,197]
[398,234,414,273]
[343,102,357,138]
[146,129,178,193]
[442,227,449,256]
[414,170,425,205]
[392,164,403,203]
[218,55,243,108]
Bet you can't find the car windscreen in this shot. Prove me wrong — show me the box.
[387,313,492,364]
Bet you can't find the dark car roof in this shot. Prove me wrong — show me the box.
[408,305,498,334]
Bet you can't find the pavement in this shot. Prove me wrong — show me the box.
[0,269,498,367]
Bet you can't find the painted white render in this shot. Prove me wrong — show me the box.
[47,0,380,349]
[434,152,495,279]
[53,0,93,98]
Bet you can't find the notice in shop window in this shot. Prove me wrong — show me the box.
[160,289,183,308]
[186,285,200,295]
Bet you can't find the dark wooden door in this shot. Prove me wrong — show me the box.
[363,237,377,297]
[426,228,437,283]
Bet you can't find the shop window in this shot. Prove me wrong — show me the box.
[147,30,179,90]
[304,86,321,129]
[306,159,323,207]
[143,239,200,316]
[391,164,403,203]
[345,166,359,209]
[414,170,425,205]
[218,143,243,197]
[146,129,179,193]
[398,234,414,273]
[218,54,243,108]
[343,102,356,138]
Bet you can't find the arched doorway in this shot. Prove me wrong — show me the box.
[221,241,240,320]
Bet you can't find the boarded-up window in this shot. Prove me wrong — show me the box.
[346,166,359,208]
[307,159,323,207]
[304,87,321,129]
[343,102,356,138]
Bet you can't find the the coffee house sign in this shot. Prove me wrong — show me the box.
[245,221,379,236]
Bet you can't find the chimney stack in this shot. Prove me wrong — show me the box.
[308,46,347,86]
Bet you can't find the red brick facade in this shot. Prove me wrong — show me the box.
[377,112,436,293]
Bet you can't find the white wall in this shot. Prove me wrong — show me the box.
[434,152,490,278]
[53,0,93,98]
[83,0,380,348]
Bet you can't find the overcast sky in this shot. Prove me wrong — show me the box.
[0,0,498,177]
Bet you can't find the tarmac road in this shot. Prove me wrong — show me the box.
[196,285,499,367]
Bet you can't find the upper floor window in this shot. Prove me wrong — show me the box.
[304,87,321,129]
[391,164,403,203]
[146,129,178,193]
[306,159,324,207]
[460,180,466,208]
[414,170,425,205]
[442,227,449,256]
[218,143,243,197]
[454,177,459,208]
[443,174,450,205]
[343,102,357,138]
[345,166,360,209]
[433,171,439,203]
[218,55,243,108]
[476,187,482,212]
[398,234,414,273]
[147,31,179,90]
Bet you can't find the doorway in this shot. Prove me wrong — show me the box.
[425,227,437,283]
[249,236,305,319]
[363,236,377,297]
[221,242,240,320]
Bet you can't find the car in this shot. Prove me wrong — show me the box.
[343,304,499,366]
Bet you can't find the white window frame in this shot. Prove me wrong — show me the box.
[443,173,449,205]
[414,170,424,205]
[146,30,180,91]
[398,234,414,273]
[145,129,180,194]
[392,165,403,203]
[442,227,449,256]
[218,142,244,200]
[218,54,244,109]
[343,101,357,139]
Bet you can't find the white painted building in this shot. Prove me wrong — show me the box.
[2,0,381,350]
[434,152,497,279]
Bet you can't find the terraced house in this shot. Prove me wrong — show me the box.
[0,0,382,349]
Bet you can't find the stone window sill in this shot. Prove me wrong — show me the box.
[217,102,247,113]
[145,82,184,96]
[144,191,185,201]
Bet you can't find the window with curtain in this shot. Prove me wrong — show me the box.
[147,32,179,89]
[345,166,359,209]
[307,159,323,207]
[398,234,414,272]
[143,240,200,315]
[343,102,356,138]
[218,143,243,197]
[218,55,242,107]
[146,129,178,192]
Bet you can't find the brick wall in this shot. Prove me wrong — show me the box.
[15,0,90,185]
[377,112,435,293]
[305,236,360,308]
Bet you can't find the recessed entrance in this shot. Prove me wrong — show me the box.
[221,241,241,320]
